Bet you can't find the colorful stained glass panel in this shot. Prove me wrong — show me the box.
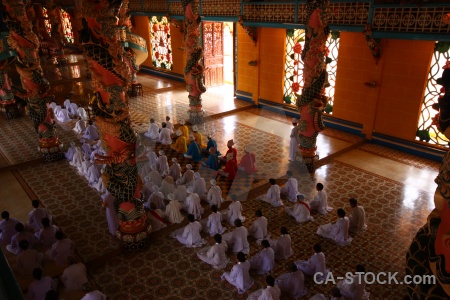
[60,9,74,44]
[42,7,52,37]
[150,16,173,70]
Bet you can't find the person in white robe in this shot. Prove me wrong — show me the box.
[46,231,74,266]
[146,185,165,210]
[257,178,283,207]
[197,233,229,269]
[207,179,224,208]
[286,194,314,223]
[34,217,58,250]
[146,149,158,166]
[174,185,187,202]
[147,209,168,232]
[183,187,204,220]
[158,122,172,145]
[168,158,181,181]
[226,194,245,225]
[295,244,329,281]
[165,194,184,224]
[27,268,57,300]
[275,264,307,299]
[221,252,254,294]
[348,198,367,234]
[192,172,207,201]
[147,164,162,187]
[0,211,19,246]
[7,223,36,255]
[49,102,57,110]
[204,205,225,236]
[177,164,194,187]
[83,121,100,141]
[171,214,205,247]
[337,265,370,300]
[73,117,86,134]
[289,119,300,161]
[222,219,250,254]
[160,176,176,199]
[27,200,50,232]
[80,139,92,157]
[87,159,101,185]
[310,183,332,215]
[15,240,43,276]
[102,192,118,236]
[64,98,71,109]
[65,141,77,161]
[144,118,159,139]
[61,257,88,292]
[249,210,270,241]
[95,174,107,194]
[77,107,89,121]
[247,275,281,300]
[270,227,293,260]
[156,150,170,176]
[81,156,92,178]
[70,147,84,171]
[68,102,78,117]
[57,108,71,122]
[249,240,275,275]
[165,116,174,134]
[280,170,299,203]
[53,105,62,117]
[317,208,353,246]
[81,290,107,300]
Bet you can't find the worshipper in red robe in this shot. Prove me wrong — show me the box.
[238,146,257,174]
[218,139,238,179]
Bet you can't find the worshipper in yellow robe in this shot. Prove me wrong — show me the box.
[178,120,189,139]
[192,125,207,149]
[170,130,188,153]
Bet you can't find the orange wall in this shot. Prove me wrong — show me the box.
[132,16,153,67]
[333,32,434,139]
[170,24,186,76]
[237,25,260,102]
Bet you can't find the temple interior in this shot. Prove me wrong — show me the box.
[0,0,449,299]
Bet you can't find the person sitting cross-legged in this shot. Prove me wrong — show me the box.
[310,183,332,215]
[285,194,313,223]
[197,233,229,269]
[295,244,329,282]
[270,226,293,260]
[221,252,254,294]
[184,135,203,162]
[61,256,88,292]
[257,178,283,207]
[337,264,370,300]
[348,198,367,235]
[204,205,225,236]
[237,146,257,174]
[171,214,205,248]
[157,122,172,145]
[171,130,188,154]
[15,240,43,277]
[46,231,74,266]
[226,194,245,225]
[207,179,224,208]
[275,263,307,299]
[202,147,220,170]
[223,218,250,254]
[144,118,159,139]
[247,275,281,300]
[249,239,275,275]
[27,199,50,232]
[27,268,57,300]
[316,208,353,246]
[248,209,270,241]
[280,170,298,203]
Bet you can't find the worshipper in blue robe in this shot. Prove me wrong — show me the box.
[202,147,219,170]
[184,136,203,162]
[206,134,221,156]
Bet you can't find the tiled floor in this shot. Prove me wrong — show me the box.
[0,54,442,299]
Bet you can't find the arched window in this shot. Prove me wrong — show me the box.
[60,9,74,44]
[417,42,450,146]
[42,7,52,37]
[283,29,340,114]
[150,16,173,70]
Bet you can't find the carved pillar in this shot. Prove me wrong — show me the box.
[183,0,206,124]
[2,0,64,161]
[295,0,330,172]
[47,0,66,66]
[77,0,150,249]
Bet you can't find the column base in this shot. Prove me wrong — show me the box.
[295,153,319,173]
[188,109,205,125]
[116,224,152,251]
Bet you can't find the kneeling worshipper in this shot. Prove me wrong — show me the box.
[165,116,174,133]
[80,139,92,157]
[168,158,182,181]
[73,117,86,134]
[28,268,57,300]
[46,231,75,266]
[197,233,229,269]
[295,244,329,281]
[192,125,206,148]
[171,214,205,248]
[144,118,159,139]
[148,164,162,187]
[310,183,332,215]
[81,156,93,178]
[310,287,345,300]
[184,135,203,162]
[247,275,281,300]
[0,211,20,246]
[102,192,118,236]
[27,199,50,232]
[218,139,238,179]
[61,256,88,292]
[158,122,172,145]
[281,170,298,203]
[95,174,107,194]
[192,172,207,201]
[202,147,220,171]
[170,129,188,153]
[275,264,308,299]
[57,108,71,122]
[156,150,170,176]
[226,194,245,225]
[207,179,224,208]
[203,205,225,236]
[64,98,71,109]
[35,217,58,250]
[77,107,89,121]
[177,164,194,187]
[222,218,250,254]
[160,175,176,198]
[15,240,43,277]
[7,223,36,255]
[68,102,78,117]
[53,105,62,117]
[183,187,204,220]
[87,159,101,185]
[221,252,254,294]
[249,240,275,275]
[316,208,352,246]
[146,185,165,210]
[178,119,189,139]
[147,208,169,232]
[237,146,257,174]
[285,194,314,223]
[165,194,184,224]
[70,147,84,172]
[173,184,187,202]
[336,264,370,300]
[65,141,77,161]
[348,198,367,234]
[146,149,159,166]
[257,178,283,207]
[248,210,270,241]
[83,121,100,141]
[49,102,57,110]
[206,133,221,156]
[270,226,293,260]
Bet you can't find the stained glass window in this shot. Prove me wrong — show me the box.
[42,7,52,37]
[60,9,74,44]
[150,16,173,70]
[417,42,450,146]
[283,29,340,114]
